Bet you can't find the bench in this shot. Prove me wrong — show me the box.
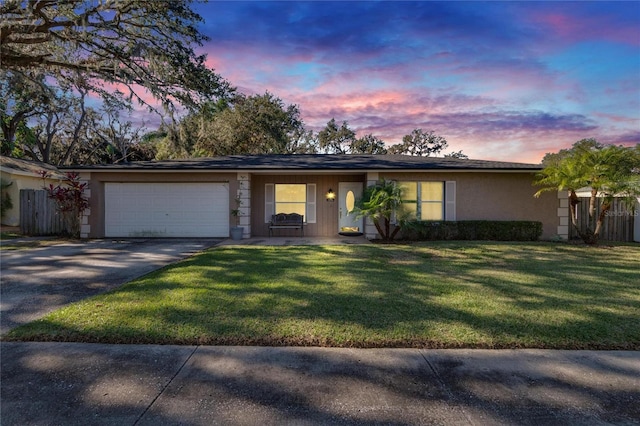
[269,213,304,237]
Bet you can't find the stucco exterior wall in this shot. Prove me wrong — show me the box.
[378,171,559,239]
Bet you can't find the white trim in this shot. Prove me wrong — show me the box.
[265,183,317,224]
[264,183,275,223]
[445,181,456,221]
[306,183,317,224]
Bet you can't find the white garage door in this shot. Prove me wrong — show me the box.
[105,182,229,237]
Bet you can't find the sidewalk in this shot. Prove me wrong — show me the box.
[2,342,638,425]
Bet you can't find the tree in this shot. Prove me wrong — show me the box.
[285,129,319,154]
[444,150,468,159]
[354,179,405,241]
[25,82,95,165]
[194,92,304,156]
[2,67,152,166]
[350,134,387,154]
[534,139,640,244]
[317,118,356,154]
[389,129,448,156]
[1,0,232,113]
[83,106,150,164]
[0,70,52,156]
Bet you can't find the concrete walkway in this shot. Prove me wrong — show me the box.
[218,235,372,246]
[2,343,638,425]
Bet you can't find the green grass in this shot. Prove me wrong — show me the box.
[4,242,640,349]
[0,231,21,241]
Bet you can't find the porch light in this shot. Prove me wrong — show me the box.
[326,188,336,201]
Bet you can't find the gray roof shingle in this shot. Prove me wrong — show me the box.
[1,155,67,178]
[62,155,541,171]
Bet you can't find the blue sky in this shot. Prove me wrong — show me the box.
[187,1,639,162]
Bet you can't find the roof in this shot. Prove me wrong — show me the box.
[62,155,542,172]
[0,155,66,179]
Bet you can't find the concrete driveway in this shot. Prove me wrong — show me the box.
[0,239,221,334]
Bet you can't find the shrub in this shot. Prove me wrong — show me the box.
[401,220,543,241]
[40,171,89,238]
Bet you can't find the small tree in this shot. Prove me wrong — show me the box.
[231,195,242,227]
[534,139,640,244]
[388,129,448,156]
[354,179,404,241]
[40,171,89,238]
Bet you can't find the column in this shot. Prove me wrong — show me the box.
[557,190,569,240]
[237,173,251,238]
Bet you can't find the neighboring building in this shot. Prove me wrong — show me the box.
[0,156,65,227]
[64,155,563,240]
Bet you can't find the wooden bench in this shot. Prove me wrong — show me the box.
[269,213,304,237]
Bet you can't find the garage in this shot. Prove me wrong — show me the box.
[104,182,229,237]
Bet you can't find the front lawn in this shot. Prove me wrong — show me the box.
[4,242,639,349]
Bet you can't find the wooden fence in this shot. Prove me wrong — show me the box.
[20,189,66,236]
[569,197,636,242]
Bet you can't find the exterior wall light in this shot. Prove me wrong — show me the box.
[326,188,336,201]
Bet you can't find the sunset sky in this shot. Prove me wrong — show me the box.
[187,1,639,163]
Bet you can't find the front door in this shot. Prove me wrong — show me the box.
[338,182,363,233]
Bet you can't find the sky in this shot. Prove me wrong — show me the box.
[186,1,640,163]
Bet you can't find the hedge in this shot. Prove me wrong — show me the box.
[400,220,543,241]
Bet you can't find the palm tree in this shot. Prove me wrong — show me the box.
[354,179,404,241]
[535,139,640,244]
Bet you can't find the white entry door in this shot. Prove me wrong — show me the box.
[338,182,363,233]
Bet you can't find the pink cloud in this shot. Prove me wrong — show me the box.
[528,10,640,47]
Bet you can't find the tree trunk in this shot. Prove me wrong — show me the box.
[568,190,580,228]
[569,189,598,245]
[373,219,386,240]
[593,200,611,240]
[390,224,401,240]
[581,190,601,244]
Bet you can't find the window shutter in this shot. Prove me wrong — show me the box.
[445,181,456,221]
[306,183,316,223]
[265,183,274,223]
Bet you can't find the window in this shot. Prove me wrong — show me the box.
[265,183,316,223]
[275,184,306,216]
[398,181,444,220]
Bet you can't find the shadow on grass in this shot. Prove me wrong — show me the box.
[5,242,640,349]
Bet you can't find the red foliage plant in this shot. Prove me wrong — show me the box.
[40,171,89,237]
